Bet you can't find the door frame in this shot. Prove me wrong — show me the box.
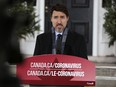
[37,0,99,56]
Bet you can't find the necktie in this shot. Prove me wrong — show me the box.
[56,34,62,54]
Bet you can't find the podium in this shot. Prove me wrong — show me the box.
[16,54,95,86]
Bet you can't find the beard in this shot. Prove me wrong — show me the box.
[55,24,64,33]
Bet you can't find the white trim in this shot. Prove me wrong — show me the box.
[92,0,99,56]
[37,0,45,34]
[96,76,116,80]
[96,66,116,69]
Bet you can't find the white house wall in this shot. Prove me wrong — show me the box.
[20,0,45,57]
[97,0,116,56]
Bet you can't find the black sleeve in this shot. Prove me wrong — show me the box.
[78,36,88,59]
[33,35,41,56]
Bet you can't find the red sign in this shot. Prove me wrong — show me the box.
[16,54,95,86]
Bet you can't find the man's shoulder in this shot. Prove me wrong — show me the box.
[37,32,52,37]
[68,31,84,38]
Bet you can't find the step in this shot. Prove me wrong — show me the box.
[96,79,116,87]
[96,65,116,77]
[88,56,116,63]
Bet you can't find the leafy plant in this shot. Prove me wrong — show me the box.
[8,0,39,39]
[103,0,116,47]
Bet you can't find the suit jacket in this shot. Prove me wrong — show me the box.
[34,30,88,59]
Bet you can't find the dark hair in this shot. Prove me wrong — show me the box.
[50,4,69,17]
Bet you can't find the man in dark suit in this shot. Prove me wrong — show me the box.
[34,29,87,59]
[32,4,88,87]
[34,4,88,59]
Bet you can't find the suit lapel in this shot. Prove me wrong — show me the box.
[46,32,53,54]
[63,31,73,54]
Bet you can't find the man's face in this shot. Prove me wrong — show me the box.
[51,11,69,33]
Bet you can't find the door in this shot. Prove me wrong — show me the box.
[45,0,93,55]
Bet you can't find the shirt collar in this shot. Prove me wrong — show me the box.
[55,31,63,36]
